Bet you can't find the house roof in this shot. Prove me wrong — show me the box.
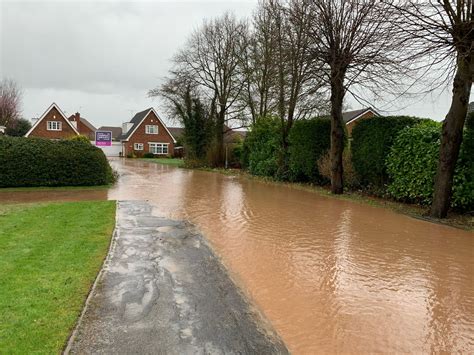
[342,108,379,124]
[25,102,80,137]
[98,126,123,139]
[224,128,247,143]
[120,107,176,143]
[167,126,246,144]
[68,114,97,132]
[168,127,184,141]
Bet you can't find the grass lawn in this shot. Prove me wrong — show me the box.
[140,157,184,167]
[0,201,116,354]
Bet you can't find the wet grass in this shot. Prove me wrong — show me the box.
[140,158,185,167]
[200,168,474,231]
[0,201,116,353]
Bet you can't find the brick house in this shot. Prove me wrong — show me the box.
[25,103,80,139]
[343,108,379,135]
[120,108,176,157]
[68,113,96,140]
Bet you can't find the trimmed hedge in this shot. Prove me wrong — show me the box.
[452,112,474,210]
[351,116,420,188]
[0,136,115,187]
[241,116,281,177]
[288,118,331,183]
[386,117,474,211]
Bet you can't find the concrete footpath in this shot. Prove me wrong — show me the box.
[66,200,288,354]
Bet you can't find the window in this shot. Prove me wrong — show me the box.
[145,125,158,134]
[149,143,169,155]
[47,121,62,131]
[134,143,144,151]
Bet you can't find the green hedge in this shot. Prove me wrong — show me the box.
[452,113,474,210]
[288,118,331,183]
[241,116,281,177]
[351,116,420,188]
[386,117,474,211]
[0,137,115,187]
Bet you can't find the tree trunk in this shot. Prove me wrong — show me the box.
[330,70,345,194]
[430,54,472,218]
[215,109,226,167]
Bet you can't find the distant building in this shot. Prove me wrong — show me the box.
[119,108,177,157]
[25,103,97,140]
[68,113,96,140]
[98,126,123,141]
[25,103,80,139]
[342,108,379,135]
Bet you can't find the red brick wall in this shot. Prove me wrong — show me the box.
[346,111,376,136]
[28,107,78,139]
[77,120,95,140]
[123,111,175,157]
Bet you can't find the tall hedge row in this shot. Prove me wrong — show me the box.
[0,137,115,187]
[351,116,420,188]
[386,116,474,211]
[241,116,282,177]
[453,113,474,210]
[288,118,331,183]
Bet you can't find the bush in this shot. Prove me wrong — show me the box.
[242,116,281,177]
[317,149,359,188]
[288,118,331,183]
[68,135,91,144]
[351,116,420,188]
[0,136,115,187]
[386,118,474,211]
[143,152,155,158]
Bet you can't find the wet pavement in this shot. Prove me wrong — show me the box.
[67,200,288,354]
[1,158,473,353]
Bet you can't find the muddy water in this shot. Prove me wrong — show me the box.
[2,158,473,353]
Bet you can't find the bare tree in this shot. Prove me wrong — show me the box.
[238,2,279,124]
[0,79,22,127]
[391,0,473,218]
[276,0,326,154]
[306,0,408,194]
[240,0,327,173]
[172,13,248,166]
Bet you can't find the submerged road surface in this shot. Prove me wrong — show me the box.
[67,200,288,354]
[1,159,473,353]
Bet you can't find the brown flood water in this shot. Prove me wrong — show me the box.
[1,158,473,353]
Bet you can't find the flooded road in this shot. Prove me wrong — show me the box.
[2,158,473,353]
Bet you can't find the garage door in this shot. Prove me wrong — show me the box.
[91,141,122,157]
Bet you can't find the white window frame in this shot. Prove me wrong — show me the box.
[47,121,62,131]
[134,143,144,151]
[145,125,159,134]
[149,142,169,155]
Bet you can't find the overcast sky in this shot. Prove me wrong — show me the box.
[1,0,472,128]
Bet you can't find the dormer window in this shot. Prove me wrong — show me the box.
[145,125,158,134]
[47,121,62,131]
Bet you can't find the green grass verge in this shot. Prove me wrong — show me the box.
[0,201,116,354]
[139,158,185,167]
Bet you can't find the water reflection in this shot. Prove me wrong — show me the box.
[1,159,472,353]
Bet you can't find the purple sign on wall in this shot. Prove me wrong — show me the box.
[95,131,112,146]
